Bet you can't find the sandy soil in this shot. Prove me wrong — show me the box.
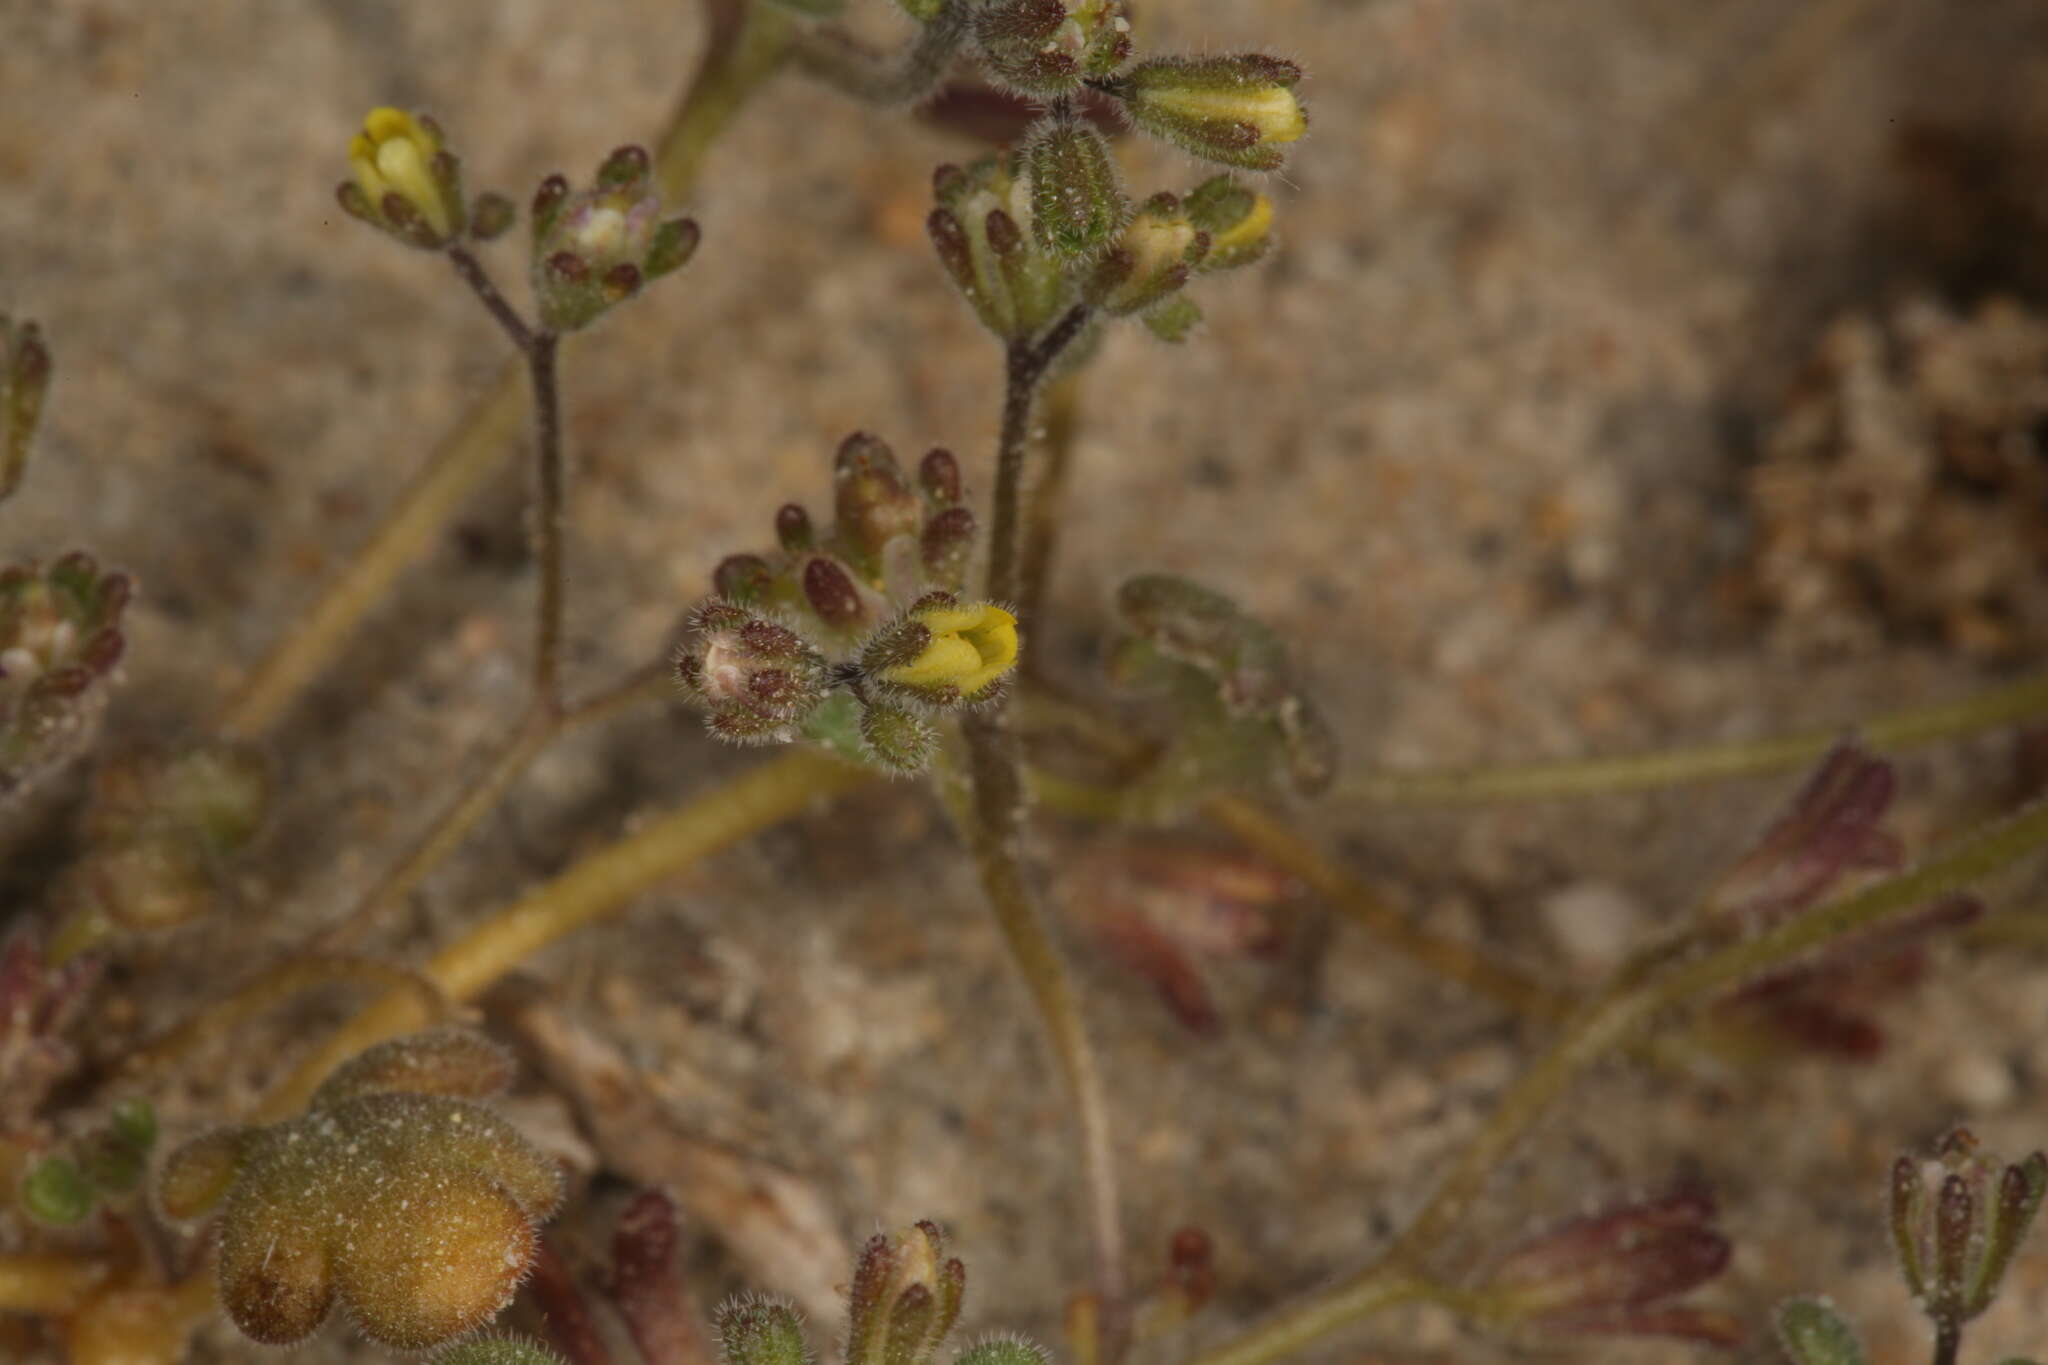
[7,1,2048,1362]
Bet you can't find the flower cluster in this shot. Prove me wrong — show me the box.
[0,551,131,806]
[675,433,1017,774]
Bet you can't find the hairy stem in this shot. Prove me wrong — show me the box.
[792,0,970,106]
[529,331,566,705]
[987,307,1092,608]
[1174,795,2048,1365]
[213,3,792,741]
[447,245,535,352]
[258,748,867,1120]
[962,302,1123,1358]
[1017,371,1083,640]
[1931,1316,1962,1365]
[1341,669,2048,805]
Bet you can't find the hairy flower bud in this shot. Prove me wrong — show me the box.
[861,594,1019,708]
[339,108,467,248]
[1184,176,1275,271]
[930,157,1071,340]
[844,1222,967,1365]
[1891,1129,2048,1327]
[974,0,1131,96]
[1105,56,1307,172]
[531,145,699,332]
[717,1296,813,1365]
[0,552,131,805]
[1024,119,1129,261]
[1089,193,1205,314]
[676,602,831,743]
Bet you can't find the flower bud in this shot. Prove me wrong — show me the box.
[1088,194,1205,314]
[801,556,874,635]
[974,0,1131,96]
[339,108,466,248]
[918,448,963,506]
[955,1339,1048,1365]
[776,503,817,554]
[715,553,777,605]
[0,552,131,805]
[531,145,699,332]
[1105,56,1306,172]
[844,1222,967,1365]
[859,700,938,775]
[930,157,1070,340]
[1184,176,1274,271]
[919,506,977,590]
[861,594,1019,708]
[1024,119,1129,261]
[1890,1129,2048,1326]
[468,192,517,242]
[833,432,924,578]
[1479,1187,1741,1346]
[1141,295,1203,343]
[0,315,51,504]
[675,602,831,744]
[717,1296,813,1365]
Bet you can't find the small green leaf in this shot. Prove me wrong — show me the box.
[1774,1298,1867,1365]
[23,1155,94,1226]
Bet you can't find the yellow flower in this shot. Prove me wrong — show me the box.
[880,601,1018,699]
[348,108,458,241]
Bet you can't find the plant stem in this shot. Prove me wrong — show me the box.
[1341,669,2048,805]
[961,302,1122,1358]
[257,748,868,1120]
[1201,795,1573,1021]
[1931,1316,1962,1365]
[528,331,565,706]
[311,662,673,951]
[213,3,792,741]
[988,306,1092,608]
[1173,794,2048,1365]
[791,0,970,106]
[1017,371,1083,641]
[447,245,535,352]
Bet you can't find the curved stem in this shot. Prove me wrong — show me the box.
[1174,795,2048,1365]
[213,5,793,741]
[1341,670,2048,805]
[258,748,868,1120]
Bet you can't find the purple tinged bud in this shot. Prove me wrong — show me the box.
[918,448,963,505]
[776,504,816,552]
[531,174,571,242]
[833,432,923,573]
[468,191,516,242]
[1105,54,1307,172]
[920,507,977,589]
[596,144,652,190]
[1,315,52,503]
[713,554,774,604]
[803,556,867,630]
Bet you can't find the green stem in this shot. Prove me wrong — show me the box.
[528,331,565,705]
[260,747,868,1120]
[1341,670,2048,805]
[1175,795,2048,1365]
[214,3,791,741]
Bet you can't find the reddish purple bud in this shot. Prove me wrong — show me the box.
[918,449,962,506]
[1710,742,1902,926]
[802,556,867,631]
[1483,1187,1738,1346]
[607,1190,714,1365]
[713,553,775,604]
[776,503,815,553]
